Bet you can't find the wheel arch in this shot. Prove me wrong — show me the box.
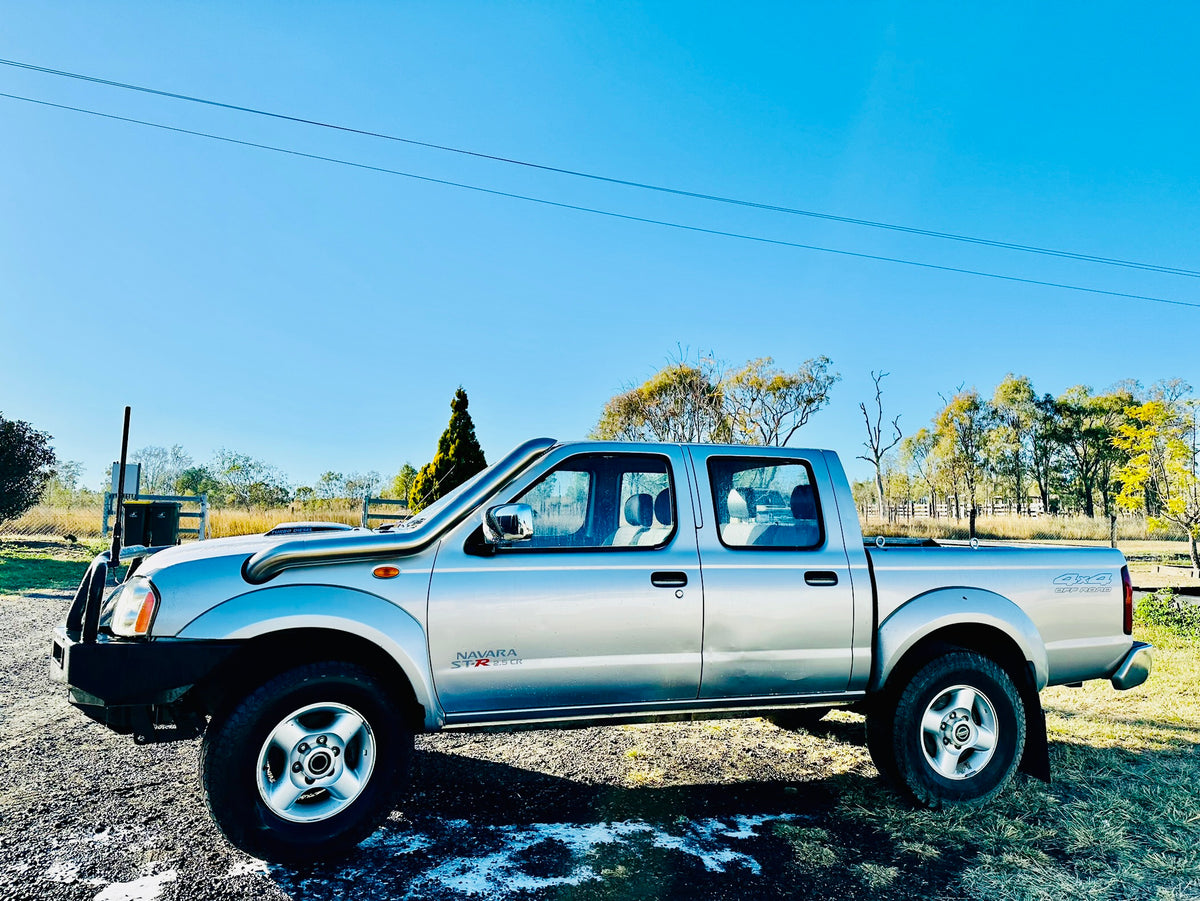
[190,627,425,730]
[873,588,1048,697]
[177,585,439,730]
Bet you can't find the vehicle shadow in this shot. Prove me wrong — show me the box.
[266,746,908,901]
[407,744,843,825]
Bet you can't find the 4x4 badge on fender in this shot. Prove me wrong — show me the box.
[1052,572,1113,593]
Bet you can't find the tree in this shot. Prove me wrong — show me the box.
[388,463,417,502]
[132,444,194,494]
[316,471,347,502]
[43,460,84,508]
[409,388,488,513]
[0,412,57,524]
[345,471,383,500]
[174,466,218,497]
[594,357,726,443]
[901,427,940,517]
[1114,396,1200,576]
[934,389,992,520]
[724,356,840,446]
[991,375,1036,514]
[592,353,839,446]
[210,449,291,509]
[1029,393,1063,514]
[857,371,902,520]
[1053,386,1132,517]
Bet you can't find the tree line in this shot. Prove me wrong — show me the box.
[868,375,1191,518]
[4,362,1196,574]
[863,375,1199,575]
[2,388,488,519]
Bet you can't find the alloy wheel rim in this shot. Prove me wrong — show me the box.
[919,683,998,781]
[255,701,375,823]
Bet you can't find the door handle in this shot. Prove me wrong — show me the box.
[804,571,839,587]
[651,571,688,588]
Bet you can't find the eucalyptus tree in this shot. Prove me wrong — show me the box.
[593,353,839,447]
[933,389,993,520]
[991,375,1037,514]
[901,427,940,517]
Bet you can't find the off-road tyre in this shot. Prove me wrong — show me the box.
[889,651,1025,807]
[200,661,412,863]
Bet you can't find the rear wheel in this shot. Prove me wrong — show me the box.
[200,661,411,863]
[887,651,1025,807]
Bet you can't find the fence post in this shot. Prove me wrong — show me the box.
[362,496,370,528]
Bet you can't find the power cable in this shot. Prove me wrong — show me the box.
[2,55,1198,279]
[2,89,1198,311]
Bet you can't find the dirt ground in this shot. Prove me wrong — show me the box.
[1,589,969,901]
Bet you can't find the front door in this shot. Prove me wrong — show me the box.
[427,447,702,718]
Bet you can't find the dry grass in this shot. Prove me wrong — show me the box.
[0,503,364,541]
[1,505,102,539]
[206,505,361,538]
[831,620,1200,900]
[861,512,1160,543]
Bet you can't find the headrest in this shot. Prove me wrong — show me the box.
[791,483,817,520]
[624,493,653,527]
[727,487,757,520]
[654,489,672,526]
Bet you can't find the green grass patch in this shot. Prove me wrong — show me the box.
[1136,589,1200,640]
[0,539,95,594]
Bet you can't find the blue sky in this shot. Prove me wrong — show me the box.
[2,2,1197,489]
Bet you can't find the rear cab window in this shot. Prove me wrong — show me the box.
[707,457,824,550]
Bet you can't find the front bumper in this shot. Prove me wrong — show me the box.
[51,625,240,734]
[1110,640,1154,690]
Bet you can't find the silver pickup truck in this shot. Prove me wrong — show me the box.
[51,438,1152,862]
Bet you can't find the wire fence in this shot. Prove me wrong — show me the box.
[0,501,367,542]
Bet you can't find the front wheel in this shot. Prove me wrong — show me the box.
[200,661,412,863]
[887,651,1025,807]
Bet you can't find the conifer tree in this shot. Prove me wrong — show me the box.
[409,388,487,512]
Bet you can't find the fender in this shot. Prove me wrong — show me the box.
[177,585,442,729]
[873,587,1049,692]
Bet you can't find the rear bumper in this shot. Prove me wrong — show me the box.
[1110,641,1153,690]
[51,625,240,728]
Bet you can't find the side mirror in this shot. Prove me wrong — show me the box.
[482,503,534,544]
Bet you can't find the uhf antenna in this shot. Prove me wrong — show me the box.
[110,406,131,564]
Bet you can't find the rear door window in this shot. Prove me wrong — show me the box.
[707,457,823,550]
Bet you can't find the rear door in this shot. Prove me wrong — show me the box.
[693,449,857,698]
[427,446,703,717]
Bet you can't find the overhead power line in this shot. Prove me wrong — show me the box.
[2,90,1198,311]
[2,55,1198,280]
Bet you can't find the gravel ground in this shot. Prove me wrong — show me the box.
[1,589,959,901]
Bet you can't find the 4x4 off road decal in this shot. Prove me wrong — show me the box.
[451,649,523,669]
[1052,572,1113,593]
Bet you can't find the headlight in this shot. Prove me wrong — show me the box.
[110,578,160,638]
